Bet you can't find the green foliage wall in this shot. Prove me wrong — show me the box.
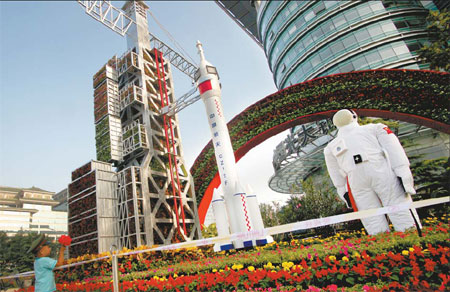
[191,70,450,205]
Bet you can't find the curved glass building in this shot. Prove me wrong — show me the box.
[257,0,433,88]
[216,0,449,194]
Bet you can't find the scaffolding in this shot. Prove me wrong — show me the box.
[68,161,119,257]
[93,57,122,163]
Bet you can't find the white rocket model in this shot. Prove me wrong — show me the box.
[196,41,272,250]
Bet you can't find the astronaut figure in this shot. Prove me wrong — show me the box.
[324,109,420,235]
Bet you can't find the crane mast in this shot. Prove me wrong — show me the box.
[78,0,198,80]
[69,0,202,255]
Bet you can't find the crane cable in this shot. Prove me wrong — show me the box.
[147,8,197,65]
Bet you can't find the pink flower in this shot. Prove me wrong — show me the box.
[327,284,338,291]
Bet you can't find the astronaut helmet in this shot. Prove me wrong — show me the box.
[332,109,358,129]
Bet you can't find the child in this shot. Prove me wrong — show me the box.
[28,234,66,292]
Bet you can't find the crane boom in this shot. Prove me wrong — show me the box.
[149,33,198,80]
[160,86,200,116]
[78,0,134,36]
[77,0,198,81]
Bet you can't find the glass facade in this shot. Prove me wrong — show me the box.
[256,0,431,89]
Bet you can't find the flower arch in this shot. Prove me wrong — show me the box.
[189,69,450,225]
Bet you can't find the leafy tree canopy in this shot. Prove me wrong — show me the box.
[419,9,450,71]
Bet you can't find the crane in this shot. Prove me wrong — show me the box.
[77,0,201,116]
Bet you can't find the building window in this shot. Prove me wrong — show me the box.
[340,62,355,72]
[394,20,408,29]
[313,2,326,15]
[352,55,367,70]
[330,41,345,55]
[393,43,410,55]
[333,15,346,29]
[381,21,396,33]
[304,10,315,22]
[406,42,421,52]
[368,25,383,38]
[378,46,396,58]
[354,29,371,43]
[342,34,357,49]
[344,9,359,22]
[365,50,382,65]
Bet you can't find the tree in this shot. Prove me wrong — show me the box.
[201,223,218,238]
[259,202,282,227]
[279,177,347,224]
[419,9,450,71]
[0,232,60,276]
[410,157,450,217]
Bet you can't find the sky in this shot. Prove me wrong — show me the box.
[0,1,291,207]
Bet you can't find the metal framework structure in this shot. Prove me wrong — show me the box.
[78,0,134,36]
[78,0,198,80]
[149,33,198,80]
[70,1,201,253]
[160,86,200,116]
[269,119,337,194]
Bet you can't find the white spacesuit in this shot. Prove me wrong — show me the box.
[324,109,420,235]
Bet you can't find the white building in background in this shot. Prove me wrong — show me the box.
[0,186,67,239]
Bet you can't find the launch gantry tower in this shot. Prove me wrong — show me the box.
[70,1,202,254]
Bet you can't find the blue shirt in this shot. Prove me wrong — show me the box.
[34,257,57,292]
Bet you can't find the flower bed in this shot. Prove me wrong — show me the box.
[190,69,450,204]
[15,216,450,291]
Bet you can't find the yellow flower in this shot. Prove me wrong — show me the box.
[212,269,217,273]
[282,262,294,269]
[353,252,360,258]
[248,266,255,272]
[232,264,243,270]
[402,250,409,256]
[409,247,415,252]
[264,262,274,269]
[328,255,336,261]
[342,256,349,262]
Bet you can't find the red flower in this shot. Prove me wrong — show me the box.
[58,235,72,246]
[421,280,430,289]
[411,277,420,286]
[424,258,436,272]
[440,254,448,265]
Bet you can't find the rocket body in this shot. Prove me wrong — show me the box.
[196,42,268,249]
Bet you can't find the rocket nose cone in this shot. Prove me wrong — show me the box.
[196,41,206,63]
